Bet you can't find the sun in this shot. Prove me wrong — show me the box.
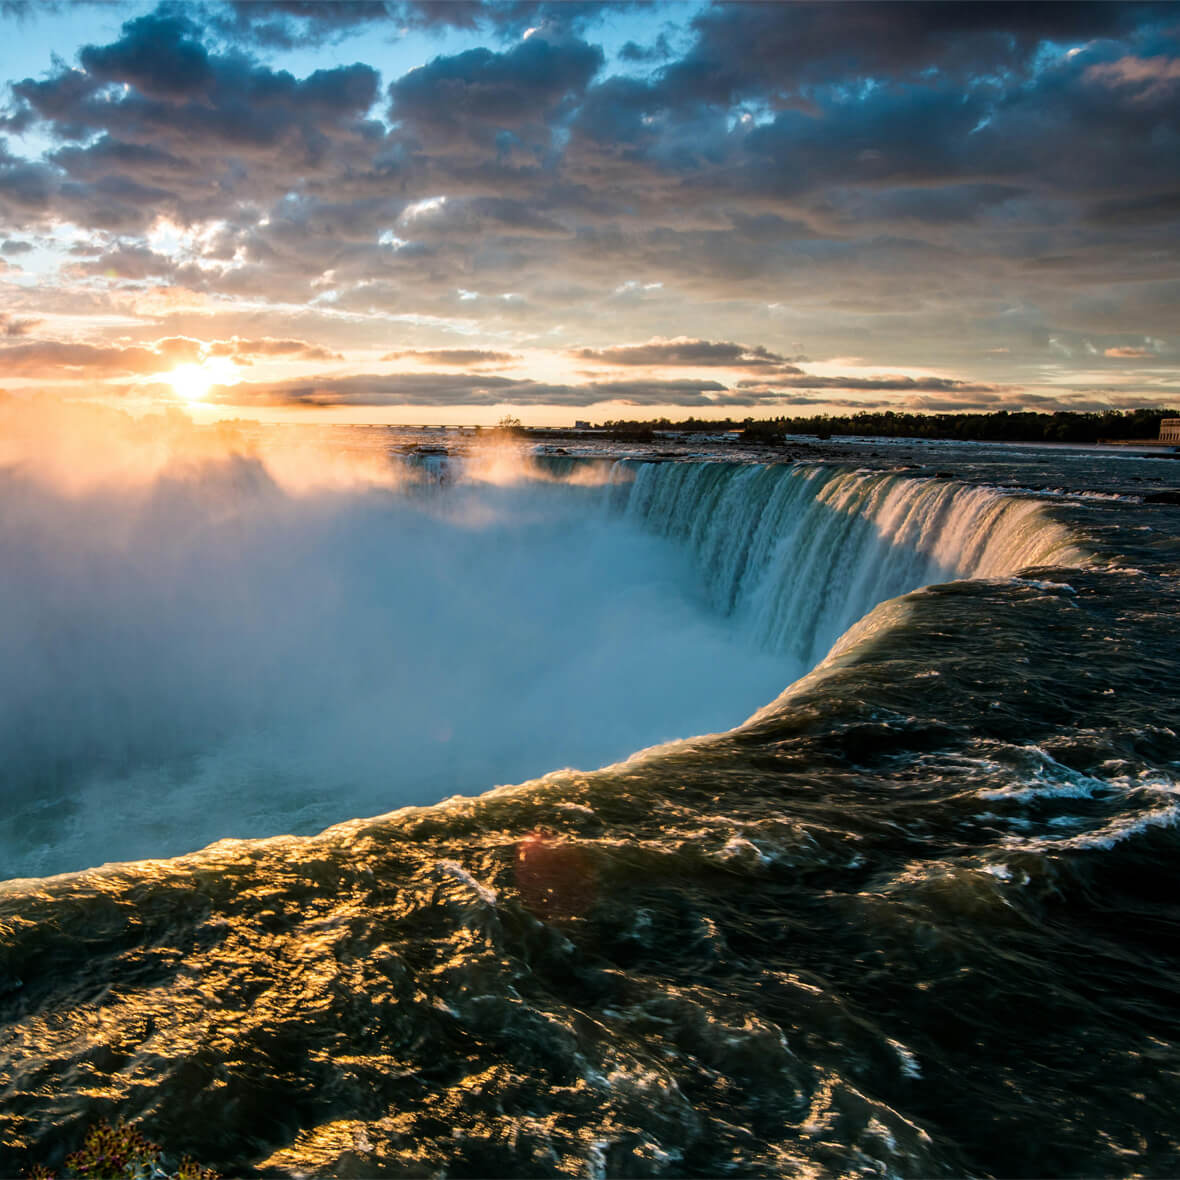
[166,357,239,404]
[168,363,213,402]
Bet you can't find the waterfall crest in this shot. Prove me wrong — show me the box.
[611,461,1084,670]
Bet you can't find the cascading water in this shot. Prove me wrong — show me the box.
[613,460,1085,669]
[0,451,1090,882]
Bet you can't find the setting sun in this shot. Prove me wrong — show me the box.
[166,358,238,403]
[168,363,212,402]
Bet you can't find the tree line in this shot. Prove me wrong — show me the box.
[592,408,1179,445]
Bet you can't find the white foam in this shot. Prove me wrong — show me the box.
[977,750,1112,802]
[436,860,498,906]
[1010,804,1180,852]
[886,1038,923,1080]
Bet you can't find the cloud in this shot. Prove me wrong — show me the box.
[51,136,186,178]
[0,1,1177,412]
[211,372,733,407]
[214,1,487,49]
[207,336,344,361]
[0,339,174,375]
[736,373,1010,395]
[5,6,381,230]
[823,183,1027,227]
[0,333,343,376]
[388,35,603,146]
[1086,192,1180,225]
[78,10,214,99]
[381,348,521,365]
[68,244,188,280]
[572,337,802,370]
[0,157,55,211]
[0,314,39,337]
[1085,55,1180,102]
[1105,346,1155,358]
[561,4,1180,237]
[618,34,673,64]
[662,2,1173,107]
[152,336,205,363]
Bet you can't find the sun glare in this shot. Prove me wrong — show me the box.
[168,364,212,402]
[166,357,238,403]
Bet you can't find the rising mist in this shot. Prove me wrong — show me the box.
[0,400,789,878]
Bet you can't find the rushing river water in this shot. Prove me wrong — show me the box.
[2,429,1179,1177]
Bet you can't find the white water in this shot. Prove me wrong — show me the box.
[0,448,1081,878]
[616,462,1083,670]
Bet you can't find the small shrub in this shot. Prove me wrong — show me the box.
[28,1121,217,1180]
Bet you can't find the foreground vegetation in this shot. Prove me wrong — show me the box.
[29,1121,217,1180]
[591,408,1178,445]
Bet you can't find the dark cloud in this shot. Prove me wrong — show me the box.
[889,387,1140,413]
[382,348,521,365]
[618,33,672,64]
[1086,192,1180,226]
[0,314,38,337]
[560,3,1180,235]
[0,158,54,210]
[68,244,182,280]
[573,338,801,370]
[79,10,213,99]
[218,0,395,48]
[214,372,732,407]
[488,3,628,38]
[213,2,633,53]
[265,371,1001,409]
[736,374,1010,395]
[825,184,1028,228]
[214,1,487,49]
[0,0,114,20]
[4,6,381,229]
[212,371,517,406]
[664,2,1178,108]
[382,195,567,239]
[389,35,603,145]
[51,136,185,178]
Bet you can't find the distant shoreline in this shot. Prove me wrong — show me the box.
[572,408,1180,449]
[517,426,1180,460]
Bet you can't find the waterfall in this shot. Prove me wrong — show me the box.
[610,461,1084,670]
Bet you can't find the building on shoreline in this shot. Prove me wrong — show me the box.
[1160,419,1180,444]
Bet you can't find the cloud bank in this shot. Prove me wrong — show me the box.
[0,0,1175,417]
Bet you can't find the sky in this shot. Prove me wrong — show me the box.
[0,0,1177,426]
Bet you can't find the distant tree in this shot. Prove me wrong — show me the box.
[593,408,1180,445]
[493,414,527,437]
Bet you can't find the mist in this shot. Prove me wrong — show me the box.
[0,400,791,878]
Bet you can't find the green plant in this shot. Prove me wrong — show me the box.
[28,1121,217,1180]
